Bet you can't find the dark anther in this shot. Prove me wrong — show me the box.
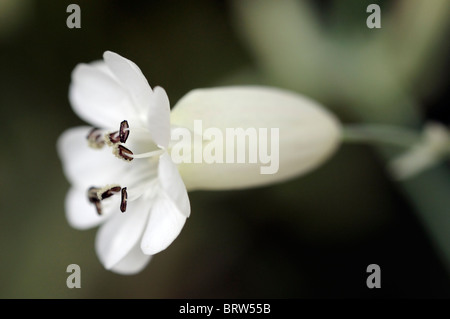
[87,128,105,148]
[100,186,121,200]
[120,187,128,213]
[87,187,102,215]
[116,145,134,161]
[88,187,100,202]
[119,120,130,143]
[87,128,101,141]
[108,131,120,144]
[88,186,122,215]
[93,202,102,215]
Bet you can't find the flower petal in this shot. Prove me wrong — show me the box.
[95,198,151,270]
[109,241,152,275]
[65,187,115,230]
[170,86,341,190]
[69,62,140,128]
[57,126,130,188]
[158,152,190,217]
[147,86,171,148]
[103,51,152,117]
[140,194,187,255]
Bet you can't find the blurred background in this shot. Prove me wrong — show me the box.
[0,0,449,298]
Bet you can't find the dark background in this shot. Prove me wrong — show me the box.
[0,0,449,298]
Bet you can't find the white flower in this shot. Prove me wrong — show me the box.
[58,51,341,275]
[58,51,190,274]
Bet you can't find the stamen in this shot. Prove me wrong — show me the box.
[87,187,102,215]
[88,187,100,201]
[119,120,130,143]
[131,149,165,159]
[98,185,121,200]
[120,187,128,213]
[113,145,134,161]
[93,202,102,215]
[87,185,122,215]
[106,131,120,146]
[105,120,130,146]
[87,128,105,149]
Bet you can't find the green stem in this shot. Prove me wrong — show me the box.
[342,124,421,148]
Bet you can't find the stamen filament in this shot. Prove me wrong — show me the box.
[132,149,165,159]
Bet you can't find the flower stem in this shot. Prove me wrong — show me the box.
[342,124,421,148]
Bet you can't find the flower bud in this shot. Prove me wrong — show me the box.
[170,86,341,190]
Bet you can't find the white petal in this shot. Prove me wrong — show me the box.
[147,86,171,148]
[170,86,341,190]
[95,198,151,270]
[123,125,159,155]
[103,51,152,117]
[69,62,140,128]
[109,241,152,275]
[65,187,116,230]
[57,126,130,188]
[140,194,187,255]
[158,152,190,217]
